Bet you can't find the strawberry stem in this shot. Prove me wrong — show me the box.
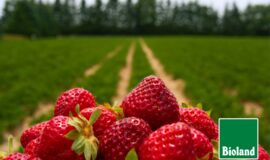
[8,135,13,155]
[104,102,124,119]
[66,105,101,160]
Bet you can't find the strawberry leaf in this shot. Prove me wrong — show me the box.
[181,103,188,108]
[8,135,13,155]
[75,105,81,114]
[104,102,111,109]
[72,135,85,154]
[84,142,91,160]
[89,109,102,125]
[65,130,79,140]
[89,143,98,160]
[206,109,212,117]
[196,103,203,109]
[125,148,138,160]
[68,118,83,132]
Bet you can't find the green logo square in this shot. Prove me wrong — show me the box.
[219,118,258,159]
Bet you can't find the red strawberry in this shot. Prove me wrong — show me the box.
[139,122,196,160]
[37,108,103,160]
[190,127,213,159]
[54,88,96,116]
[24,137,41,157]
[3,153,40,160]
[36,116,80,160]
[80,105,117,137]
[20,121,48,148]
[99,117,152,160]
[121,76,180,129]
[259,145,270,160]
[180,107,218,140]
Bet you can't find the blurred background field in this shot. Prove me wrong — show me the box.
[0,0,269,152]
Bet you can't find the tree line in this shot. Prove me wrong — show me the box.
[0,0,269,37]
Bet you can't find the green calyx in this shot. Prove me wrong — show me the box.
[181,103,213,117]
[104,102,124,120]
[125,148,138,160]
[0,151,6,160]
[65,105,102,160]
[0,135,14,160]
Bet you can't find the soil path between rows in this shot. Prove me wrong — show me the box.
[140,39,189,104]
[84,46,122,77]
[223,88,263,117]
[0,46,122,151]
[112,42,135,103]
[243,101,263,117]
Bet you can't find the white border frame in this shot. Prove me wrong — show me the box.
[218,118,259,159]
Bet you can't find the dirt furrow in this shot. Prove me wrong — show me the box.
[0,102,54,151]
[112,42,136,103]
[84,46,122,77]
[223,88,263,117]
[0,46,123,151]
[140,39,189,104]
[243,101,263,117]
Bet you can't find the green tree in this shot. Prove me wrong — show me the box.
[2,0,14,31]
[77,0,89,34]
[80,0,87,23]
[105,0,119,32]
[61,0,74,34]
[36,0,57,36]
[125,0,135,32]
[243,5,270,35]
[222,3,243,35]
[136,0,156,33]
[156,0,177,34]
[6,0,40,36]
[53,0,62,34]
[0,19,3,36]
[92,0,105,33]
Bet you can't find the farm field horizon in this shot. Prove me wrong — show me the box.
[0,36,269,152]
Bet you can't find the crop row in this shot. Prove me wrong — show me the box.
[128,40,154,90]
[30,40,155,125]
[0,37,128,142]
[31,40,152,125]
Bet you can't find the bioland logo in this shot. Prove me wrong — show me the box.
[219,118,258,159]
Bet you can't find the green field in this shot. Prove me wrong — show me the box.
[0,36,269,151]
[0,37,131,141]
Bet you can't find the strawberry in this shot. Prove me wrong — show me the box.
[190,127,213,159]
[20,121,48,148]
[99,117,152,160]
[121,76,180,129]
[258,145,270,160]
[2,153,40,160]
[37,108,103,160]
[36,116,80,160]
[180,107,218,140]
[24,137,41,157]
[54,88,96,116]
[139,122,196,160]
[80,105,117,137]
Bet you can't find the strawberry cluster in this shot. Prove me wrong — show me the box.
[0,76,269,160]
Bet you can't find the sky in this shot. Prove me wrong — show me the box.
[0,0,269,16]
